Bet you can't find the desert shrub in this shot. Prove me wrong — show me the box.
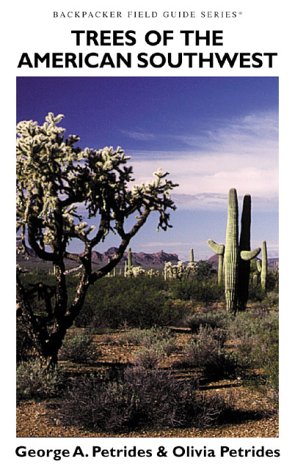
[266,271,279,292]
[158,338,179,356]
[183,328,219,366]
[247,285,265,302]
[59,331,99,363]
[116,328,145,345]
[116,328,177,367]
[70,275,220,330]
[181,326,233,379]
[59,366,233,432]
[162,299,195,326]
[195,260,214,280]
[184,311,227,333]
[169,280,198,300]
[262,291,279,307]
[229,309,278,396]
[99,333,112,344]
[17,360,64,402]
[133,346,164,369]
[117,327,176,348]
[169,279,222,302]
[75,302,95,328]
[141,326,173,344]
[229,308,278,344]
[248,310,278,396]
[75,276,173,329]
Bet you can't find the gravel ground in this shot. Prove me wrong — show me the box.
[16,385,278,438]
[17,330,278,438]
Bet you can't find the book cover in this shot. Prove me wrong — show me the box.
[1,0,294,473]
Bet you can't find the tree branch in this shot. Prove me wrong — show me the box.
[91,207,150,281]
[28,222,57,262]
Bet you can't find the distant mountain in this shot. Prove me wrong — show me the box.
[91,248,179,269]
[17,244,279,273]
[16,246,179,271]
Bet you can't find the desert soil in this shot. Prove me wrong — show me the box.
[17,330,278,438]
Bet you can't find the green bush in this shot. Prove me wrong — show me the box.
[74,276,225,330]
[266,271,279,292]
[169,279,223,302]
[195,260,215,280]
[247,285,265,302]
[229,308,279,396]
[75,276,173,329]
[75,302,95,328]
[59,332,99,363]
[17,360,64,402]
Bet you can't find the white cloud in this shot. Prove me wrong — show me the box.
[121,130,156,141]
[127,111,278,209]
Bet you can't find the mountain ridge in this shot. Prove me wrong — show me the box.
[17,246,179,271]
[17,246,279,271]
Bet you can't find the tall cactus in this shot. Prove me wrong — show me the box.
[187,248,198,278]
[127,247,133,270]
[224,188,239,313]
[257,241,268,291]
[124,247,133,277]
[261,241,268,291]
[208,188,260,313]
[237,195,251,310]
[124,261,128,277]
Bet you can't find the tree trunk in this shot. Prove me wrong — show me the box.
[42,328,67,368]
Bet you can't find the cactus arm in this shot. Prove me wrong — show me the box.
[240,248,261,261]
[208,240,225,255]
[217,254,224,287]
[256,259,262,273]
[207,240,225,286]
[261,241,268,291]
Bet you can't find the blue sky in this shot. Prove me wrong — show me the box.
[17,77,278,259]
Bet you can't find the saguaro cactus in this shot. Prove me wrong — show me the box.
[208,188,260,313]
[124,247,133,277]
[128,247,133,270]
[238,195,251,310]
[224,188,239,313]
[186,248,198,278]
[207,240,225,286]
[261,241,268,291]
[257,241,268,291]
